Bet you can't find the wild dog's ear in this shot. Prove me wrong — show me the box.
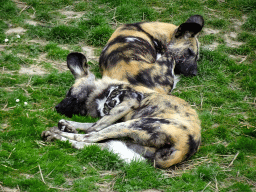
[67,52,88,79]
[175,15,204,38]
[185,15,204,27]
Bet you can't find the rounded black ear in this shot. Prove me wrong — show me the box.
[175,15,204,38]
[185,15,204,28]
[67,52,88,79]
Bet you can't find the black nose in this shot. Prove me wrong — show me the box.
[187,65,198,76]
[55,104,60,111]
[190,69,197,76]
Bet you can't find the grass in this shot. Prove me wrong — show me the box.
[0,0,255,191]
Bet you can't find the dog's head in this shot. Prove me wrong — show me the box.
[55,52,96,117]
[169,15,204,76]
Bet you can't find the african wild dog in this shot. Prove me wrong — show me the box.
[99,15,204,94]
[42,52,201,168]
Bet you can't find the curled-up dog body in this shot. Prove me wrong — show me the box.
[99,15,204,94]
[42,52,201,168]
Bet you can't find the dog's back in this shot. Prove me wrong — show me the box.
[99,15,204,94]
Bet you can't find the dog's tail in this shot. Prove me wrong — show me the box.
[154,134,201,168]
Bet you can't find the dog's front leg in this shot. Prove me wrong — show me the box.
[58,119,95,133]
[86,98,139,132]
[41,127,106,150]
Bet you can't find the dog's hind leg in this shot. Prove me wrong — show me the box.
[42,126,147,162]
[66,119,198,168]
[67,119,168,147]
[44,119,157,145]
[58,119,94,133]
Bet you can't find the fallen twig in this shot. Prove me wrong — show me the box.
[215,177,219,192]
[238,56,247,63]
[1,164,18,170]
[7,148,16,159]
[178,85,205,90]
[49,186,71,191]
[228,152,239,167]
[205,6,221,12]
[38,164,46,184]
[88,162,98,171]
[46,167,56,178]
[202,181,212,192]
[17,185,20,192]
[200,93,203,109]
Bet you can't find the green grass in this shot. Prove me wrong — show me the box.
[44,43,69,61]
[242,11,256,31]
[0,0,20,20]
[1,0,255,191]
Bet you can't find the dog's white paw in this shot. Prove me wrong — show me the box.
[58,119,78,133]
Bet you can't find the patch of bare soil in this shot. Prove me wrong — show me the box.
[231,15,248,31]
[0,123,8,131]
[12,0,36,19]
[25,19,38,26]
[0,45,8,52]
[202,15,247,51]
[5,27,27,35]
[0,186,19,192]
[61,10,85,20]
[152,6,166,13]
[224,33,244,48]
[203,42,219,51]
[19,65,47,75]
[56,9,86,25]
[20,173,34,179]
[203,29,244,50]
[202,28,220,50]
[229,55,247,63]
[12,0,40,26]
[28,39,48,46]
[96,183,113,192]
[229,32,237,38]
[12,0,26,9]
[5,0,31,35]
[203,28,220,35]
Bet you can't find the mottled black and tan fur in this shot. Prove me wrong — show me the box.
[42,53,201,168]
[100,15,204,94]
